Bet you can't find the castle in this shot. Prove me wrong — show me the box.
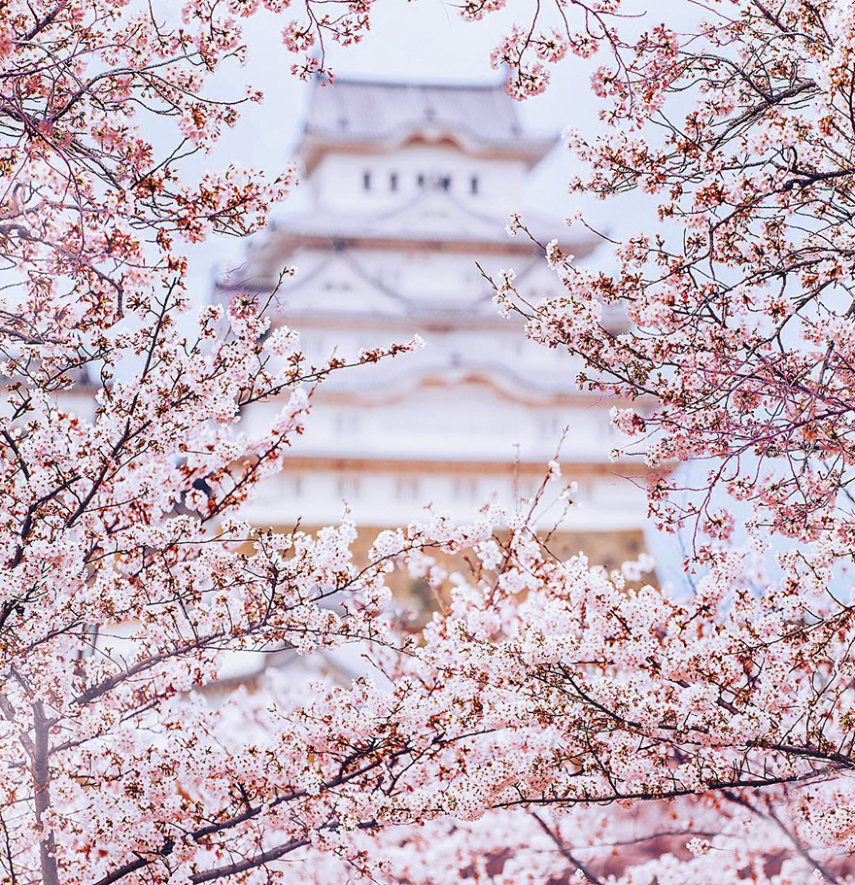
[215,77,647,570]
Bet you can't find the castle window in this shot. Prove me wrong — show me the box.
[470,175,479,195]
[362,171,371,190]
[539,414,564,437]
[453,478,478,499]
[336,476,361,498]
[390,173,398,191]
[334,413,361,435]
[394,477,420,500]
[416,174,425,188]
[439,176,451,191]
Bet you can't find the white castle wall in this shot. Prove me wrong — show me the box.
[221,81,647,534]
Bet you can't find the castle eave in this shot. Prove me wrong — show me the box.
[299,131,556,173]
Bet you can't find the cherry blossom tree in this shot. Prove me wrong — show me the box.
[482,0,855,878]
[4,1,855,884]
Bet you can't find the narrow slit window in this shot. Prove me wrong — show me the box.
[363,171,371,190]
[470,175,479,195]
[390,173,398,191]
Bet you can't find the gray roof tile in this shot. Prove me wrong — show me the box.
[300,77,554,156]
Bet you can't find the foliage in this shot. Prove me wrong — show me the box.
[2,1,855,884]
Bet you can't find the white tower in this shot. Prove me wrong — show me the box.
[215,77,648,567]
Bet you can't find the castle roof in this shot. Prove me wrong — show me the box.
[297,77,556,170]
[253,188,591,256]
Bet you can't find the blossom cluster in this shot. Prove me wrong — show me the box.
[4,1,855,883]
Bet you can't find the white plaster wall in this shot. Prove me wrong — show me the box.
[312,145,529,214]
[232,117,644,534]
[242,466,646,532]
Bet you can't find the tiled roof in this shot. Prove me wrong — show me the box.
[298,77,555,161]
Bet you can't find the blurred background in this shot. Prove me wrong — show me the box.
[192,0,689,688]
[186,2,670,612]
